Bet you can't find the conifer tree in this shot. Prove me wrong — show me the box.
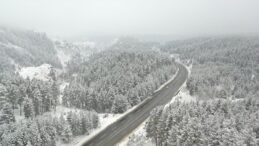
[61,124,72,143]
[111,95,129,113]
[23,97,34,119]
[0,103,15,124]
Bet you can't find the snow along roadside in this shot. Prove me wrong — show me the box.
[116,63,189,146]
[75,64,180,146]
[117,62,191,146]
[61,113,122,146]
[164,62,193,108]
[115,118,151,146]
[153,67,179,93]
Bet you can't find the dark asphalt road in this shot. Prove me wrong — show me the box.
[78,63,188,146]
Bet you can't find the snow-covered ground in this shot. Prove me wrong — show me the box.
[168,87,196,105]
[64,113,122,146]
[186,61,192,74]
[45,106,82,118]
[167,63,195,105]
[116,119,154,146]
[13,105,82,125]
[18,64,52,81]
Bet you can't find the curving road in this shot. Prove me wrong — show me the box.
[77,63,188,146]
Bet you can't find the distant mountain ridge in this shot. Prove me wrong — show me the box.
[0,27,62,72]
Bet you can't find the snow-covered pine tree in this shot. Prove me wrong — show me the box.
[111,94,129,113]
[49,67,59,111]
[6,85,18,111]
[50,81,59,111]
[23,97,34,119]
[91,112,99,129]
[146,106,163,145]
[61,123,72,143]
[32,87,42,116]
[0,103,15,124]
[80,112,91,135]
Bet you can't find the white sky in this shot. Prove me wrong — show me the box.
[0,0,259,38]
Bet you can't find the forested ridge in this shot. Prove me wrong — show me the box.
[163,37,259,100]
[63,50,177,113]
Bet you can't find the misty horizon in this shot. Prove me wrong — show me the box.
[1,0,259,40]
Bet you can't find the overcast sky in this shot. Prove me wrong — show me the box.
[0,0,259,38]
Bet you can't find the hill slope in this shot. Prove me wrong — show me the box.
[0,27,61,72]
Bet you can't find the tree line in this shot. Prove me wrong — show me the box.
[0,68,100,145]
[0,68,59,123]
[0,110,98,146]
[146,99,259,146]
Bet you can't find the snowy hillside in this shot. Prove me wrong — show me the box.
[0,27,62,72]
[54,40,101,68]
[18,64,52,81]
